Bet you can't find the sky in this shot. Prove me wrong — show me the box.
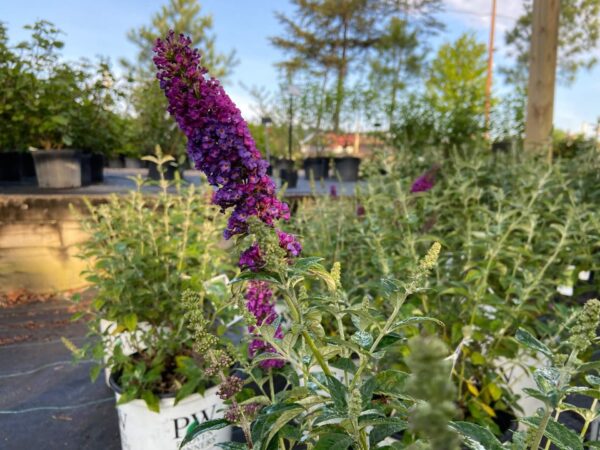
[1,0,599,133]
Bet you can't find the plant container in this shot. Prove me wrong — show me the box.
[107,156,125,168]
[90,153,104,183]
[80,153,92,186]
[124,157,144,169]
[148,162,178,181]
[109,374,232,450]
[20,151,36,178]
[492,140,511,153]
[31,149,82,188]
[0,151,23,181]
[303,157,329,180]
[280,169,298,188]
[333,157,360,182]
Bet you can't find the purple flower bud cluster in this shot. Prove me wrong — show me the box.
[410,165,440,193]
[245,281,285,369]
[153,31,295,243]
[154,31,301,370]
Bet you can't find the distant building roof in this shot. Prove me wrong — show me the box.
[300,132,385,157]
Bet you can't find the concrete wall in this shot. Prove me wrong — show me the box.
[0,196,105,294]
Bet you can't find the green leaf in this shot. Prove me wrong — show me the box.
[515,328,552,357]
[586,374,600,386]
[293,256,324,270]
[122,313,138,332]
[521,416,583,450]
[351,330,373,348]
[373,370,410,397]
[369,418,408,446]
[90,365,101,383]
[392,316,445,331]
[450,421,504,450]
[216,443,248,450]
[326,375,348,412]
[314,432,355,450]
[180,419,230,449]
[142,390,159,413]
[252,404,302,448]
[229,271,280,285]
[264,405,305,448]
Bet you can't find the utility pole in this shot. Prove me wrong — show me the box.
[523,0,560,160]
[484,0,497,134]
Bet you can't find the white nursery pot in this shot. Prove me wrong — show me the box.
[100,319,149,386]
[110,378,232,450]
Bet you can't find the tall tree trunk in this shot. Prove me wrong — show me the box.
[523,0,560,160]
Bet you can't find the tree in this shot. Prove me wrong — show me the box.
[124,0,236,78]
[368,17,424,127]
[504,0,600,85]
[124,0,237,160]
[271,0,379,132]
[426,33,488,151]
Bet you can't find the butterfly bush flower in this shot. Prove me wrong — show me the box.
[154,31,298,367]
[245,281,285,369]
[410,164,440,193]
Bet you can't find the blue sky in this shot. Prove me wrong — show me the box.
[2,0,599,132]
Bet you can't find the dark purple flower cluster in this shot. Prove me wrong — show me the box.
[410,175,434,193]
[245,281,285,369]
[410,165,440,193]
[239,243,265,272]
[277,230,302,258]
[153,31,294,241]
[154,31,300,369]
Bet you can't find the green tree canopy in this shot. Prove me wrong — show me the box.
[504,0,600,85]
[426,33,487,150]
[124,0,237,160]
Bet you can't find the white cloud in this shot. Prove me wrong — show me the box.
[443,0,525,34]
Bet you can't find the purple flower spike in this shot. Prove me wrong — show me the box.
[153,31,290,239]
[245,281,285,369]
[154,32,301,369]
[410,165,440,193]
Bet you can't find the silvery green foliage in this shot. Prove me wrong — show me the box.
[291,148,600,431]
[460,299,600,450]
[182,238,448,449]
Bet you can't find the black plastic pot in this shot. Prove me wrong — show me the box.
[333,157,360,182]
[90,153,104,183]
[280,169,298,188]
[20,152,36,178]
[124,157,144,169]
[147,162,178,181]
[492,140,511,153]
[107,156,125,168]
[0,151,23,181]
[303,157,330,180]
[496,409,518,443]
[31,149,82,188]
[80,153,92,186]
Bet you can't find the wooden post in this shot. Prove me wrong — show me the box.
[523,0,560,159]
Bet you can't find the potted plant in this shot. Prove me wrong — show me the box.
[279,161,298,188]
[0,23,36,182]
[333,155,361,182]
[303,156,330,180]
[71,173,238,449]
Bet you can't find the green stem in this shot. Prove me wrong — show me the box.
[282,286,332,377]
[530,408,552,450]
[580,398,597,440]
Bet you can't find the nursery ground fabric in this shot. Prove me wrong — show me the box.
[0,294,120,449]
